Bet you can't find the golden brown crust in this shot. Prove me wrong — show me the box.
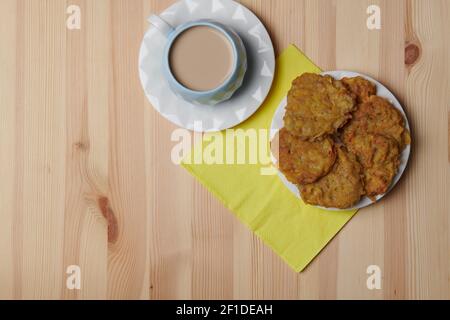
[299,147,365,209]
[341,76,377,103]
[342,95,410,150]
[343,133,400,198]
[272,128,336,185]
[284,73,356,140]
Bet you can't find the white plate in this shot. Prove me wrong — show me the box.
[139,0,275,132]
[270,71,411,211]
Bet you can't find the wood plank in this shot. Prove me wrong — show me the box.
[15,0,67,299]
[0,0,18,299]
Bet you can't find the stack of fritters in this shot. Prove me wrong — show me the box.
[273,73,410,209]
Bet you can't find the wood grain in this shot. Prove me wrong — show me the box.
[0,0,449,300]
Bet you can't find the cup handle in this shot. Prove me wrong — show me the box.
[148,14,175,38]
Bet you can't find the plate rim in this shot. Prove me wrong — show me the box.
[270,70,412,211]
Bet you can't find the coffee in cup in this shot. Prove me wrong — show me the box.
[169,26,235,92]
[148,15,247,105]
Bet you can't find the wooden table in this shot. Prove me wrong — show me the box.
[0,0,449,300]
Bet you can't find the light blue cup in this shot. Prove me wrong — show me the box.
[149,15,247,106]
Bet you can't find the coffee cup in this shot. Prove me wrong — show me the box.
[148,15,247,105]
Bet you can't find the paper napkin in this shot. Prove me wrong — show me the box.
[182,45,357,272]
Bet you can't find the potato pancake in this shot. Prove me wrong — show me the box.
[341,76,377,103]
[344,133,400,198]
[272,128,336,185]
[299,147,365,209]
[284,73,355,140]
[342,95,410,150]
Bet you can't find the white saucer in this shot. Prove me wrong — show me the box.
[270,71,411,211]
[139,0,275,132]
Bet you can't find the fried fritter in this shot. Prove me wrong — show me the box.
[341,76,377,103]
[272,128,336,185]
[284,73,355,140]
[344,133,400,198]
[342,95,410,150]
[299,147,365,209]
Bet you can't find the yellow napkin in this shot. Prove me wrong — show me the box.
[182,45,357,272]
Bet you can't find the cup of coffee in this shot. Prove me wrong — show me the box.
[148,15,247,105]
